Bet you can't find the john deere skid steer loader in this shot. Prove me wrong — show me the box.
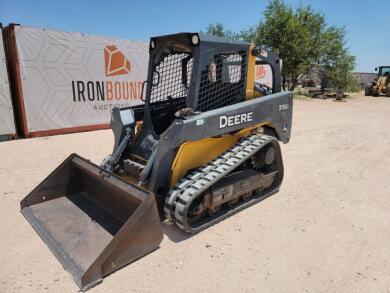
[21,33,293,290]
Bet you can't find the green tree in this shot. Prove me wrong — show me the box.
[205,23,239,40]
[319,26,358,91]
[253,0,326,90]
[327,52,358,91]
[204,0,356,92]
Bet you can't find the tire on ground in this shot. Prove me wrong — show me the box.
[365,85,372,96]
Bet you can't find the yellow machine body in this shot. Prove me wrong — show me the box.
[170,124,268,187]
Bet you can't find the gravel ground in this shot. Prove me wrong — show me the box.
[1,95,390,293]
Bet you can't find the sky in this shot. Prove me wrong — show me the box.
[0,0,388,72]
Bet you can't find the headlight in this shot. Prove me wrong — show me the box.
[119,108,135,127]
[191,34,199,45]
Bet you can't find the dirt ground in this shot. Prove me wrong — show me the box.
[1,95,390,293]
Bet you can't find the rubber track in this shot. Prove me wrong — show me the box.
[164,133,278,233]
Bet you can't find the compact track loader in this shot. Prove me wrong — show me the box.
[21,33,293,290]
[365,66,390,97]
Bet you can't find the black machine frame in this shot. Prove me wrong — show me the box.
[115,33,293,197]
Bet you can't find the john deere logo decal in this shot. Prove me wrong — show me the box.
[219,112,254,129]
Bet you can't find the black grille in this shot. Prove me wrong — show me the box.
[151,53,192,104]
[196,51,247,112]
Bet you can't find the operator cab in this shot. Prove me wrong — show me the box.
[127,33,250,162]
[144,33,250,136]
[111,33,282,165]
[376,66,390,77]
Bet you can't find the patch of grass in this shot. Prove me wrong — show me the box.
[293,94,312,100]
[346,90,364,98]
[293,87,312,100]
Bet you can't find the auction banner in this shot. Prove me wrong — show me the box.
[0,28,16,139]
[13,25,148,137]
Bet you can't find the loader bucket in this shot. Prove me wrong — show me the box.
[20,154,163,291]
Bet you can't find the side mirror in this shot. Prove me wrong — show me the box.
[375,67,378,71]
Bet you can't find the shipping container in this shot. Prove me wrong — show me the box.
[0,24,17,140]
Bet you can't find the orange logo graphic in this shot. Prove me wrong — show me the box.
[255,65,266,80]
[104,45,131,76]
